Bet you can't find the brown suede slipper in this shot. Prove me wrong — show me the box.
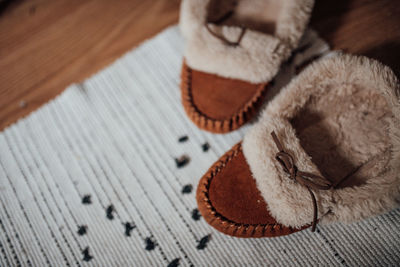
[197,142,309,237]
[197,54,400,238]
[179,0,315,133]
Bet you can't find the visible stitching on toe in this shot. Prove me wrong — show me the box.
[181,63,268,133]
[199,143,296,237]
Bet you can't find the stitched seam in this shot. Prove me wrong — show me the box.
[182,63,267,133]
[199,143,297,236]
[185,65,265,123]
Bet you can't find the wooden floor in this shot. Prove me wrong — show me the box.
[0,0,399,131]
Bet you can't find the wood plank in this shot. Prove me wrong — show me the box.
[311,0,400,73]
[0,0,180,129]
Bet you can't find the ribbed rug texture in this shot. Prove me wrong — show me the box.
[0,26,399,266]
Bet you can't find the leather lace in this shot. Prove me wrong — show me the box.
[205,23,246,46]
[271,131,333,232]
[204,5,246,46]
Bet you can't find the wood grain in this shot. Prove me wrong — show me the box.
[0,0,399,130]
[0,0,180,130]
[311,0,400,73]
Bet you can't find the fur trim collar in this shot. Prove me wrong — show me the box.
[243,53,400,228]
[179,0,314,83]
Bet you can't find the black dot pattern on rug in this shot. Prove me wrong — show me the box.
[123,222,136,237]
[181,184,192,194]
[191,209,201,221]
[201,142,210,152]
[178,136,189,143]
[145,237,156,251]
[106,205,115,220]
[77,225,87,236]
[167,258,180,267]
[82,247,93,262]
[175,155,190,168]
[81,195,92,204]
[196,235,211,250]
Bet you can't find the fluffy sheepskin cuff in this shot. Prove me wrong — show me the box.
[179,0,314,84]
[243,53,400,228]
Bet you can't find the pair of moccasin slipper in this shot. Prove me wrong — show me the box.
[179,0,400,238]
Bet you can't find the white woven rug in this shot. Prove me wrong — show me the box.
[1,26,399,267]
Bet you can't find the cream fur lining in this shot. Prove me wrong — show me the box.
[179,0,314,83]
[243,53,400,228]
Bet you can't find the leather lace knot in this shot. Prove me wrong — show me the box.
[271,131,333,232]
